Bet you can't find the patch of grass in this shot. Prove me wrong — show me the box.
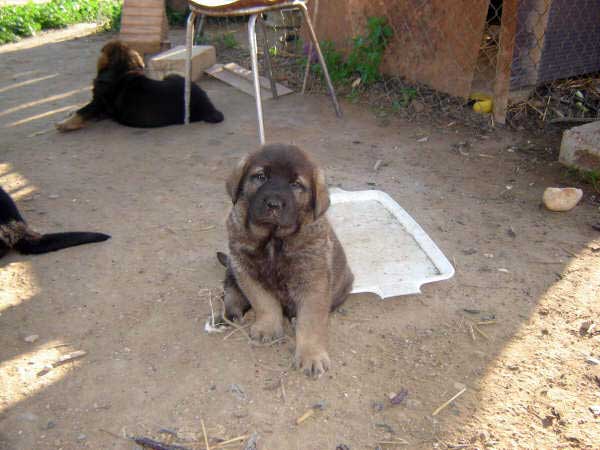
[565,167,600,193]
[311,16,392,87]
[0,0,122,45]
[219,32,238,49]
[166,5,187,27]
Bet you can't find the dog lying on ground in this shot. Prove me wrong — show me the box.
[56,40,224,131]
[218,144,354,378]
[0,186,110,258]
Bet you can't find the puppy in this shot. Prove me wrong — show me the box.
[56,40,224,131]
[219,144,353,377]
[0,186,110,258]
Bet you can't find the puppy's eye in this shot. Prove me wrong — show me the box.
[290,181,304,190]
[252,172,266,182]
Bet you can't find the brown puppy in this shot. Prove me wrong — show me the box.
[221,144,353,377]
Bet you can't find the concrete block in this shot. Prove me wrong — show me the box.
[559,120,600,172]
[146,45,216,81]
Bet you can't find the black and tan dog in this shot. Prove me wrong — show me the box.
[218,144,354,377]
[0,186,109,258]
[56,40,224,131]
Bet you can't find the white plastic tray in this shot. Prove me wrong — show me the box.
[327,188,455,299]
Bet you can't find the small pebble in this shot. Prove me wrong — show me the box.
[76,434,86,441]
[24,334,39,343]
[372,401,385,412]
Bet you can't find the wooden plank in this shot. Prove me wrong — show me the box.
[120,25,163,35]
[119,33,162,43]
[121,9,164,17]
[222,63,294,95]
[121,15,164,26]
[206,63,294,99]
[123,0,164,9]
[492,0,519,125]
[120,0,168,54]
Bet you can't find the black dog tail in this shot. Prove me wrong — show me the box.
[216,251,229,267]
[14,232,111,255]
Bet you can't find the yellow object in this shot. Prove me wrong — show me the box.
[473,99,493,113]
[470,92,493,114]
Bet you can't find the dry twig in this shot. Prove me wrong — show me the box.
[201,419,210,450]
[432,388,467,416]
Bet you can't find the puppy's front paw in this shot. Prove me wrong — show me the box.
[55,114,84,132]
[294,346,330,378]
[250,317,284,343]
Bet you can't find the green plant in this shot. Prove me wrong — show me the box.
[166,5,187,27]
[220,32,238,49]
[312,40,349,84]
[0,0,123,45]
[310,16,392,87]
[565,167,600,193]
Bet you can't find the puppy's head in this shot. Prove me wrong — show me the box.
[227,144,330,236]
[97,40,145,74]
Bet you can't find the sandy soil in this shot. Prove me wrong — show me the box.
[0,27,599,450]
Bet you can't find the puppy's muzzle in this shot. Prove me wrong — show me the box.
[250,190,296,228]
[265,196,284,214]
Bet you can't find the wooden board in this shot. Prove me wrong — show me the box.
[493,0,519,125]
[205,63,294,99]
[120,0,169,54]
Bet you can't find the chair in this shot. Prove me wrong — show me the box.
[184,0,342,144]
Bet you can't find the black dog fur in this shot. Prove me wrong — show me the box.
[0,186,110,258]
[56,40,224,131]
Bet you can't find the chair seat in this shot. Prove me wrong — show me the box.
[188,0,303,15]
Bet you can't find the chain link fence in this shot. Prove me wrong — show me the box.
[187,0,600,130]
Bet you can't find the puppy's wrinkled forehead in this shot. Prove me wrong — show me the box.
[248,144,314,178]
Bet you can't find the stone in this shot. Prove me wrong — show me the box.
[24,334,39,343]
[147,45,216,81]
[542,187,583,212]
[559,120,600,172]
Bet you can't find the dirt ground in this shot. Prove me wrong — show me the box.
[1,27,599,450]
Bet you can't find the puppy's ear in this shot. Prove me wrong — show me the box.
[312,166,330,220]
[226,155,250,204]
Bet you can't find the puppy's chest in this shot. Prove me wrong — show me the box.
[249,239,294,293]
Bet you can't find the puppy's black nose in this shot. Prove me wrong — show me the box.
[265,197,284,210]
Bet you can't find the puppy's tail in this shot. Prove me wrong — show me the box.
[14,232,111,255]
[216,251,229,267]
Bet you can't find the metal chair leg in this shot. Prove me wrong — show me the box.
[259,16,278,99]
[302,0,319,94]
[194,14,205,45]
[248,14,266,145]
[298,2,342,118]
[184,11,197,125]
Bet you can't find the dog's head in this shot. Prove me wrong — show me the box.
[97,40,145,75]
[227,144,330,236]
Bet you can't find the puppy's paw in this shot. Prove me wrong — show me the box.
[250,317,284,343]
[55,114,84,132]
[294,346,330,378]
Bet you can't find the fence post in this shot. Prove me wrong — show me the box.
[492,0,518,125]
